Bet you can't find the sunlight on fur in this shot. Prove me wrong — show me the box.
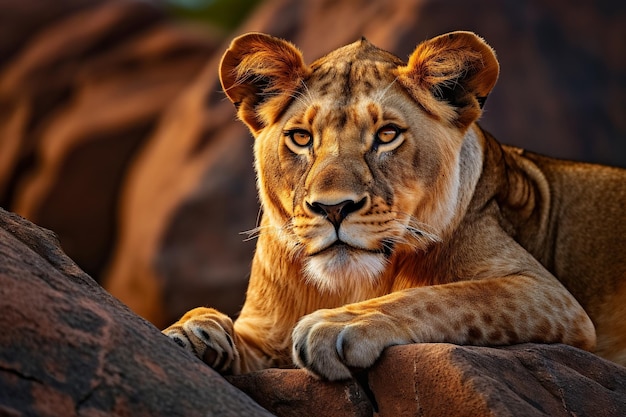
[303,248,387,294]
[163,31,626,382]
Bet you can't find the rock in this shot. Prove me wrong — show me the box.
[371,344,626,417]
[0,0,218,283]
[2,2,625,416]
[0,207,274,417]
[227,369,373,417]
[0,0,255,327]
[1,205,625,415]
[228,343,626,417]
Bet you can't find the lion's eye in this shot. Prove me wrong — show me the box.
[285,129,313,148]
[375,125,402,144]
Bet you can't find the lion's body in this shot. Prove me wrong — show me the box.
[496,146,626,363]
[164,32,626,379]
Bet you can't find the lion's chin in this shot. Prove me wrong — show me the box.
[303,245,387,294]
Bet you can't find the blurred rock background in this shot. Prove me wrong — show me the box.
[0,0,624,329]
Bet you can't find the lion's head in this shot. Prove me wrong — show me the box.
[220,32,499,293]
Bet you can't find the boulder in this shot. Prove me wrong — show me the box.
[0,207,274,417]
[2,2,625,415]
[229,343,626,417]
[0,0,217,284]
[1,206,625,416]
[371,343,626,417]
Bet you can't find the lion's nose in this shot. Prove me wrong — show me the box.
[306,198,367,229]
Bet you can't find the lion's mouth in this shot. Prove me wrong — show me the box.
[310,239,394,258]
[309,241,349,257]
[301,238,392,291]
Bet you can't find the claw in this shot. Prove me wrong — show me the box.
[203,346,218,366]
[335,330,346,361]
[350,368,379,412]
[172,336,187,349]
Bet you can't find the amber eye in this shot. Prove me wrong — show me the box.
[285,129,313,148]
[375,125,402,144]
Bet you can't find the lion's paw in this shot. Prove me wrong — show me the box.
[163,307,239,373]
[292,309,409,381]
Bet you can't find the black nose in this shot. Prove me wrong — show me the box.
[307,198,367,229]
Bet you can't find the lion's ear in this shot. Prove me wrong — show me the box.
[397,31,499,128]
[219,33,310,134]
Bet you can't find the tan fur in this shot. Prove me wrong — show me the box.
[163,31,626,380]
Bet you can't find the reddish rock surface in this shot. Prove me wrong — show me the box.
[0,207,273,417]
[1,206,626,415]
[371,344,626,417]
[229,343,626,417]
[0,0,220,325]
[2,2,625,416]
[228,369,372,417]
[1,0,625,329]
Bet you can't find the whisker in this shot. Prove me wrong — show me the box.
[239,218,296,243]
[406,225,442,243]
[255,207,263,228]
[374,76,399,104]
[386,210,442,250]
[239,225,270,242]
[280,80,314,108]
[289,92,311,108]
[299,79,315,105]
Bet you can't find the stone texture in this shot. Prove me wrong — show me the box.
[0,207,274,417]
[2,2,625,415]
[371,344,626,417]
[227,369,373,417]
[229,343,626,417]
[0,0,217,289]
[1,0,625,328]
[1,205,625,415]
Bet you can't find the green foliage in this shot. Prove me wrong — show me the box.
[166,0,262,31]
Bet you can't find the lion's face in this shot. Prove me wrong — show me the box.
[254,55,464,291]
[220,32,499,292]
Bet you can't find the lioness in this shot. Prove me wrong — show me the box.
[164,31,626,380]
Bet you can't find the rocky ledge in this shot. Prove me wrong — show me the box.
[1,206,625,416]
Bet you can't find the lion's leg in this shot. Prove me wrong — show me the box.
[292,275,596,380]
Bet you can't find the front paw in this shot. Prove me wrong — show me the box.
[163,307,239,373]
[292,309,409,381]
